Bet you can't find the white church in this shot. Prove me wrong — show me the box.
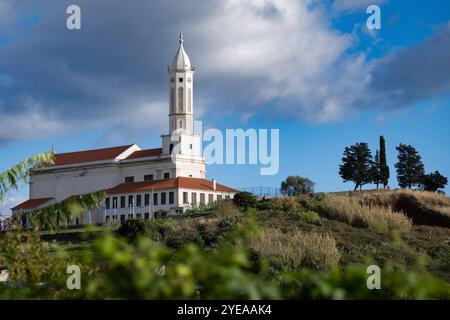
[12,34,238,225]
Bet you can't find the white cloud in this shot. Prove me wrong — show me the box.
[186,0,371,122]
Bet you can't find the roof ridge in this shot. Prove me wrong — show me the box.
[55,144,135,156]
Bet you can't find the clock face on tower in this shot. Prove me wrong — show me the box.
[187,78,192,83]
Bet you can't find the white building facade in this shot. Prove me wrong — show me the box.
[12,34,238,225]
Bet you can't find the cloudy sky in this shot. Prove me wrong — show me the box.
[1,0,449,213]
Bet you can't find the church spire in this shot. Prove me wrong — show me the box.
[168,33,195,136]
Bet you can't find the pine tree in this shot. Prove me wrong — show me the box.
[379,135,390,188]
[421,171,448,192]
[339,142,373,191]
[371,150,381,189]
[395,144,425,189]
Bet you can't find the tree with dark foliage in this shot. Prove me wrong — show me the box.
[339,142,373,191]
[371,150,382,189]
[421,171,448,192]
[379,135,390,188]
[280,176,315,196]
[395,144,425,189]
[233,192,257,209]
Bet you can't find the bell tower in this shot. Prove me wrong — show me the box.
[161,33,205,179]
[168,32,194,135]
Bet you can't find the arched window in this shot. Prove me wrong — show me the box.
[188,88,192,113]
[169,143,174,154]
[179,120,183,129]
[170,88,175,113]
[178,87,184,112]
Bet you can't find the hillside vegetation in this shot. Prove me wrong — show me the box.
[1,189,450,299]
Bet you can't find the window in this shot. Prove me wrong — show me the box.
[136,213,142,219]
[105,198,110,209]
[144,194,150,206]
[153,193,158,205]
[183,192,189,204]
[144,174,154,182]
[192,193,197,205]
[178,87,184,112]
[144,212,150,220]
[128,195,134,207]
[128,214,133,219]
[113,215,117,222]
[164,172,170,179]
[120,196,126,208]
[136,195,142,207]
[161,192,167,205]
[170,88,175,113]
[225,195,230,200]
[217,195,222,201]
[179,120,183,128]
[112,197,118,209]
[169,144,174,154]
[189,144,193,149]
[125,176,134,183]
[200,193,205,205]
[188,88,192,113]
[169,192,175,204]
[105,216,110,223]
[179,77,183,83]
[208,194,214,203]
[120,215,125,222]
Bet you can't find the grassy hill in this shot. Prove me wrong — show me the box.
[1,189,450,299]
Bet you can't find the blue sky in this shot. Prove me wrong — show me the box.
[0,0,449,214]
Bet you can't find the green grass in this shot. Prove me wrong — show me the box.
[36,191,450,283]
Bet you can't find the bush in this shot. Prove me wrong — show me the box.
[212,199,240,217]
[268,197,301,213]
[117,219,145,242]
[233,192,257,209]
[154,209,168,219]
[297,210,321,224]
[250,229,341,271]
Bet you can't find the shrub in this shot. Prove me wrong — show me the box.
[297,210,321,224]
[318,195,412,233]
[212,199,240,217]
[154,209,168,219]
[268,197,301,213]
[233,192,257,209]
[117,219,145,242]
[250,229,340,271]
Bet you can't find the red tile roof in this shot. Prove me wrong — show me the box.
[11,198,53,211]
[125,148,163,160]
[54,145,133,166]
[107,177,239,194]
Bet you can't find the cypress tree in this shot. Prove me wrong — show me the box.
[379,135,390,188]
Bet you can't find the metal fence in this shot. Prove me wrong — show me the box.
[237,187,282,198]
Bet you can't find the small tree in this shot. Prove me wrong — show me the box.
[280,176,315,196]
[395,144,425,189]
[420,171,448,192]
[233,192,257,209]
[117,219,145,242]
[379,135,390,188]
[371,150,382,189]
[339,142,373,191]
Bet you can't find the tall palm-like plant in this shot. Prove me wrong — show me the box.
[0,151,54,205]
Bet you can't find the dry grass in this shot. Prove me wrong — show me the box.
[250,229,340,271]
[319,194,412,233]
[356,189,450,210]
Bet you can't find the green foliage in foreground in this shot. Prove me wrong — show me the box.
[0,151,54,205]
[27,191,106,230]
[1,213,449,300]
